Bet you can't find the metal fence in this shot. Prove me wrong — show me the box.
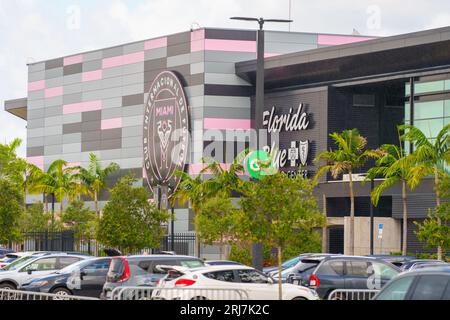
[13,231,198,257]
[111,286,249,301]
[0,289,99,301]
[327,289,380,300]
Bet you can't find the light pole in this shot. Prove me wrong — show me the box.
[230,17,292,271]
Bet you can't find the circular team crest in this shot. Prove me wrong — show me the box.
[143,71,190,198]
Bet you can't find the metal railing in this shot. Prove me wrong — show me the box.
[0,289,100,301]
[327,289,380,300]
[111,286,249,301]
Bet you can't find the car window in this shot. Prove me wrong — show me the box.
[376,276,415,300]
[317,260,344,276]
[442,281,450,300]
[282,257,301,269]
[204,270,235,282]
[411,276,450,300]
[179,259,204,268]
[2,256,35,271]
[150,260,180,274]
[347,261,370,277]
[237,269,269,284]
[371,262,399,280]
[83,260,110,273]
[59,257,82,268]
[24,258,58,271]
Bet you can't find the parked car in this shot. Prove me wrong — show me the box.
[368,255,416,268]
[21,257,112,298]
[153,265,319,300]
[1,251,90,269]
[263,253,313,274]
[291,255,400,299]
[270,254,339,283]
[0,248,14,260]
[0,253,88,290]
[101,255,205,300]
[374,266,450,300]
[205,260,244,266]
[400,259,446,272]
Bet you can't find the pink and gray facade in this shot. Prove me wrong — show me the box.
[5,28,374,239]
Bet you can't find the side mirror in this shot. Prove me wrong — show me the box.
[80,271,87,280]
[27,269,34,275]
[267,277,275,284]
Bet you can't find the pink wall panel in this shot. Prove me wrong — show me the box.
[27,156,44,170]
[318,34,375,46]
[28,80,45,92]
[144,37,168,50]
[63,100,102,115]
[101,118,123,130]
[64,55,83,66]
[191,29,205,52]
[45,86,64,98]
[204,39,257,52]
[102,52,145,69]
[204,118,252,130]
[82,70,103,82]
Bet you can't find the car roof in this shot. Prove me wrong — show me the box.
[302,255,376,262]
[400,265,450,276]
[122,255,201,260]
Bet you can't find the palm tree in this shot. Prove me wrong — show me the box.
[314,129,380,255]
[77,153,119,217]
[366,141,421,255]
[28,160,82,230]
[400,123,450,259]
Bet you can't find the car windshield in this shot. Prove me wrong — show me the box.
[2,256,36,271]
[282,257,301,269]
[281,261,318,277]
[56,259,93,274]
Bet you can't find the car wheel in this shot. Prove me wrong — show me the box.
[292,297,307,300]
[51,288,72,300]
[0,283,16,290]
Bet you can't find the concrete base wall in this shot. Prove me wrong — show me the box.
[344,217,401,256]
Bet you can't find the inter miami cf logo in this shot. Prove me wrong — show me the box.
[143,71,189,199]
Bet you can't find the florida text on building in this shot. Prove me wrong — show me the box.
[6,26,450,257]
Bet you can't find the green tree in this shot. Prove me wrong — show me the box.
[415,173,450,259]
[97,175,170,253]
[0,138,27,186]
[77,153,119,217]
[62,200,97,241]
[28,160,83,230]
[237,172,325,300]
[20,202,51,232]
[366,141,421,255]
[195,196,239,260]
[0,179,23,245]
[315,129,380,255]
[400,123,450,259]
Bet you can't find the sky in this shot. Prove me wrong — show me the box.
[1,0,450,158]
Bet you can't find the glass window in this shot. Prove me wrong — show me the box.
[411,276,450,300]
[237,269,269,284]
[376,276,415,300]
[371,262,399,280]
[414,100,444,120]
[414,118,444,138]
[59,257,82,268]
[317,261,344,276]
[204,270,235,283]
[83,260,111,272]
[150,260,178,274]
[405,84,411,96]
[445,80,450,91]
[445,100,450,118]
[405,103,411,122]
[347,261,370,277]
[415,80,445,94]
[282,257,301,269]
[24,258,58,271]
[442,281,450,300]
[179,259,204,269]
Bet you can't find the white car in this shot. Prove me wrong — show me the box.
[153,265,319,300]
[0,253,88,290]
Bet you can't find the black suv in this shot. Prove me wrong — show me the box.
[101,255,204,300]
[289,255,400,299]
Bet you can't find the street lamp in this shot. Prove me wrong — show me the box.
[230,17,293,271]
